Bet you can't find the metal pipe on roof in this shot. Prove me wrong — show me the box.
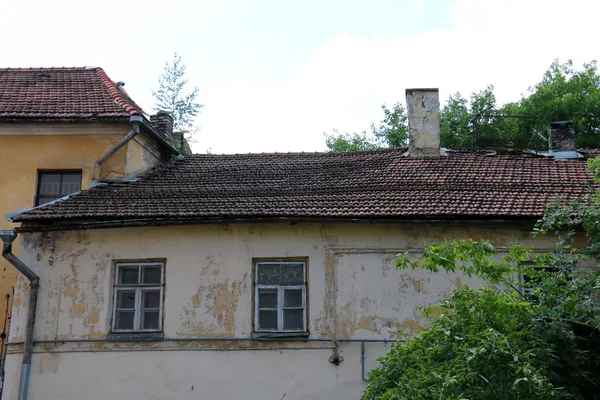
[92,115,143,181]
[0,230,39,400]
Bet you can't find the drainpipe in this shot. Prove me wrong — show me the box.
[0,230,39,400]
[92,115,143,181]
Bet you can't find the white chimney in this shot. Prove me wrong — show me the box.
[406,88,440,156]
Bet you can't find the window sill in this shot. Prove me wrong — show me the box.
[251,331,310,339]
[106,332,164,341]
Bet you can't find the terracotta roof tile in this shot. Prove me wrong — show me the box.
[0,67,144,120]
[14,149,599,223]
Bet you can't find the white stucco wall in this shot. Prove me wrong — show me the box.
[3,221,552,399]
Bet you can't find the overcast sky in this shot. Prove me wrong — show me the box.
[2,0,599,154]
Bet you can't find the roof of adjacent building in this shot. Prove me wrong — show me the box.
[13,148,599,225]
[0,67,144,120]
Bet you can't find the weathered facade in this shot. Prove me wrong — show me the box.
[3,222,556,400]
[0,67,178,360]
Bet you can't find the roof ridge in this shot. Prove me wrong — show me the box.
[0,66,92,71]
[94,68,141,117]
[188,147,409,157]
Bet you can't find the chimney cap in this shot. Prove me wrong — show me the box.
[406,88,439,93]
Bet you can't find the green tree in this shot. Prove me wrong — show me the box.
[439,92,471,148]
[152,53,203,153]
[370,103,409,148]
[363,158,600,400]
[325,103,408,151]
[520,59,600,148]
[325,130,381,152]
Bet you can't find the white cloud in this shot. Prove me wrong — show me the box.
[197,0,600,153]
[1,0,598,154]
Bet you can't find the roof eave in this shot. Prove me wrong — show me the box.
[14,215,541,233]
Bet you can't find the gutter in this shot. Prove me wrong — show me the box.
[0,230,39,400]
[92,115,143,180]
[13,216,540,233]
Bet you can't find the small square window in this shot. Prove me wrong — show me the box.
[113,262,164,332]
[255,261,307,333]
[36,171,82,206]
[520,262,567,298]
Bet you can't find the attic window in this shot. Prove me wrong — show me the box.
[36,171,82,206]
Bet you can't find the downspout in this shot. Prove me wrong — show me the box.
[1,230,39,400]
[92,115,143,181]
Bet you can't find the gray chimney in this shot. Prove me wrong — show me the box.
[548,120,575,152]
[406,88,440,156]
[150,111,174,141]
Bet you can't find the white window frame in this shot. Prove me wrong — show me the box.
[112,262,164,333]
[254,261,307,333]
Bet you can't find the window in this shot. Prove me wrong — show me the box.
[36,171,82,206]
[113,262,164,332]
[520,262,564,297]
[255,261,306,333]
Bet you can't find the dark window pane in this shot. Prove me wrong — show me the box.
[284,289,303,308]
[39,173,61,195]
[37,172,82,206]
[142,266,162,284]
[142,311,160,330]
[37,197,56,205]
[258,289,278,309]
[142,290,161,309]
[258,310,278,330]
[118,266,139,285]
[61,174,81,194]
[281,264,304,285]
[257,264,280,285]
[284,310,304,330]
[116,290,136,309]
[115,310,134,330]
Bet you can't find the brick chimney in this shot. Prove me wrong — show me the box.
[406,88,440,156]
[548,120,575,152]
[150,111,174,141]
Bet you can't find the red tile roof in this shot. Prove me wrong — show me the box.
[0,67,144,120]
[13,149,599,225]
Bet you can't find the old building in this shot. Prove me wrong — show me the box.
[1,88,597,400]
[0,67,179,361]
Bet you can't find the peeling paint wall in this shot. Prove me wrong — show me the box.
[0,122,168,358]
[2,221,558,399]
[125,133,162,176]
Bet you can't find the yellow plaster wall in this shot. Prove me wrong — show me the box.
[126,135,162,176]
[0,122,166,355]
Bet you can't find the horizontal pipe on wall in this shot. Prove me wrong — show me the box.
[6,337,396,345]
[5,336,397,383]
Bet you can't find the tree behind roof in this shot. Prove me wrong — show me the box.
[152,53,203,154]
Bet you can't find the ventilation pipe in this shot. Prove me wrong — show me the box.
[93,115,143,180]
[1,230,39,400]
